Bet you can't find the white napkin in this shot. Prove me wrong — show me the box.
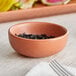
[25,62,76,76]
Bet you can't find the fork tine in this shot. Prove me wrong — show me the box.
[49,60,74,76]
[52,60,68,76]
[49,62,62,76]
[54,60,74,76]
[50,60,66,76]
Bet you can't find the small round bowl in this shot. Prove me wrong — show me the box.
[8,22,69,57]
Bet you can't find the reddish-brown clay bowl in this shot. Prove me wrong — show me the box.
[8,22,69,57]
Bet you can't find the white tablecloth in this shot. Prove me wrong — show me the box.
[0,13,76,76]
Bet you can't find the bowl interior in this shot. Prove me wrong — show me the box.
[10,22,67,38]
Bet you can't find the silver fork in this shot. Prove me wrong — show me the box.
[49,60,74,76]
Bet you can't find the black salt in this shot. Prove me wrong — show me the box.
[15,33,55,39]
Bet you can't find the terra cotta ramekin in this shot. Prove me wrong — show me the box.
[8,22,69,57]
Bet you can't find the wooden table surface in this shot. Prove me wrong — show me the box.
[0,13,76,76]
